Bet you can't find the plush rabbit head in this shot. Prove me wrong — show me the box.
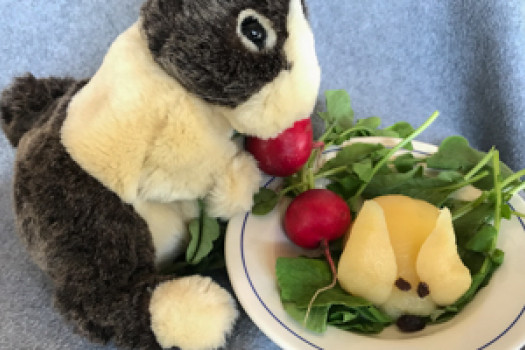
[141,0,321,138]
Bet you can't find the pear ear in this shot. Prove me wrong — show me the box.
[416,207,472,306]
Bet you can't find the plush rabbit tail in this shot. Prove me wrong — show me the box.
[0,74,77,147]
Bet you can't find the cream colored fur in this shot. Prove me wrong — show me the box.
[62,22,245,205]
[149,276,238,350]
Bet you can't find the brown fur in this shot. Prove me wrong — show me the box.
[0,74,76,147]
[8,77,167,349]
[140,0,291,107]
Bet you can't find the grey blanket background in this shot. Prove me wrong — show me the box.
[0,1,524,349]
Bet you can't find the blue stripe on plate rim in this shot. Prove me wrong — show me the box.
[239,146,525,350]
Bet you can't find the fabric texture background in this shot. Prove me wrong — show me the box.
[0,1,524,349]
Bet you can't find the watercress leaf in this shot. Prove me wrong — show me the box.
[282,302,330,333]
[374,129,401,138]
[320,143,385,172]
[296,285,372,309]
[337,320,390,334]
[348,195,364,213]
[318,111,330,123]
[186,209,221,265]
[396,174,465,204]
[500,203,513,220]
[185,221,200,263]
[252,187,279,215]
[352,159,374,182]
[326,174,362,200]
[328,309,359,324]
[393,153,421,173]
[363,166,424,198]
[385,121,416,138]
[325,90,354,128]
[168,233,225,275]
[457,248,487,275]
[276,257,332,302]
[426,136,477,171]
[436,170,465,182]
[276,257,392,334]
[453,202,494,248]
[427,136,514,190]
[371,147,392,162]
[354,117,382,134]
[490,249,505,266]
[410,173,464,188]
[465,224,497,253]
[402,188,454,207]
[357,306,393,323]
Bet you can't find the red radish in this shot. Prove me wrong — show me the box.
[245,118,313,177]
[284,189,351,249]
[283,188,352,322]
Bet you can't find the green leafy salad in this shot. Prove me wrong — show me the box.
[251,90,525,334]
[166,89,525,335]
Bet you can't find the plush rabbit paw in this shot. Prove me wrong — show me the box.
[149,276,238,350]
[207,152,261,219]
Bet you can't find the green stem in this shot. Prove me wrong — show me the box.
[491,150,502,250]
[436,171,489,191]
[508,181,525,197]
[500,169,525,190]
[336,125,374,140]
[301,165,308,189]
[305,148,321,172]
[280,181,307,196]
[308,168,315,190]
[353,111,440,199]
[318,122,337,143]
[314,165,348,179]
[464,148,495,180]
[451,192,489,221]
[512,210,525,218]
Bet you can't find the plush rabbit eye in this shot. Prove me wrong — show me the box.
[241,17,267,49]
[237,10,277,52]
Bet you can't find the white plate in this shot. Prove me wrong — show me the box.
[225,137,525,350]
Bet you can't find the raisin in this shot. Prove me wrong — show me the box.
[396,314,427,332]
[395,277,412,291]
[417,282,430,298]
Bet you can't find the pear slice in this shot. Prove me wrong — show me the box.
[337,200,397,304]
[416,207,472,306]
